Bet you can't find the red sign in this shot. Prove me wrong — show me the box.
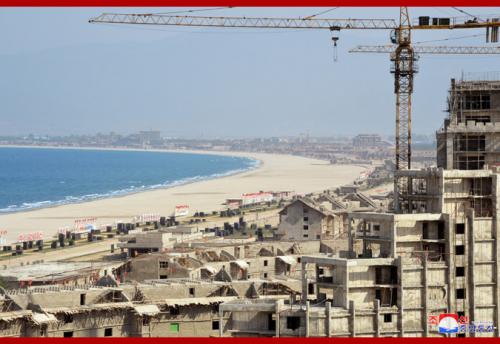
[174,205,189,217]
[18,232,43,243]
[427,315,439,326]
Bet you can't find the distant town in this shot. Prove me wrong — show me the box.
[0,131,436,167]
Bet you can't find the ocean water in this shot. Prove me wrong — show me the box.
[0,147,258,213]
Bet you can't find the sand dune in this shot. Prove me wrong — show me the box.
[0,150,366,244]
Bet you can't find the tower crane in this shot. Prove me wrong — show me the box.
[90,8,500,213]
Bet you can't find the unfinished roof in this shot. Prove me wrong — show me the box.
[0,310,32,323]
[31,313,58,325]
[164,296,237,306]
[316,194,347,210]
[43,302,133,315]
[342,192,377,209]
[277,256,296,265]
[0,262,114,282]
[232,260,249,269]
[133,304,160,316]
[280,197,335,217]
[201,265,217,274]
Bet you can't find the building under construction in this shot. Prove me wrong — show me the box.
[437,73,500,171]
[0,76,499,337]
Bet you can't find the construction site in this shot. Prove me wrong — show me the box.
[0,7,500,338]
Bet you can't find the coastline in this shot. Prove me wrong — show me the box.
[0,145,262,215]
[0,146,368,244]
[0,143,264,159]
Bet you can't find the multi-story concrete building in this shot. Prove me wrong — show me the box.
[226,76,499,337]
[276,198,340,241]
[437,76,500,171]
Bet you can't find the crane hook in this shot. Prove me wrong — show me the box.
[330,27,340,62]
[331,36,339,62]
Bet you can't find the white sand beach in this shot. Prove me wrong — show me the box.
[0,150,367,244]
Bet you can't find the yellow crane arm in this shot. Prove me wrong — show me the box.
[89,13,398,30]
[89,13,500,31]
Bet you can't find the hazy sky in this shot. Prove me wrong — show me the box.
[0,7,499,138]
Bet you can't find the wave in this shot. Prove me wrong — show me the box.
[0,157,260,214]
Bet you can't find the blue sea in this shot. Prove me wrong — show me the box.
[0,147,258,213]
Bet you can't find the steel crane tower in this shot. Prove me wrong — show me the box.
[90,8,500,212]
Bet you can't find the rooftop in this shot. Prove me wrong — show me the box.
[0,261,116,282]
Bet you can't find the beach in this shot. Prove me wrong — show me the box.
[0,150,366,244]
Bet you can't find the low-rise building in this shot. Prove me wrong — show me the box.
[276,198,340,241]
[118,227,214,257]
[0,279,302,337]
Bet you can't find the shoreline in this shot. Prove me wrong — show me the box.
[0,145,262,215]
[0,143,264,159]
[0,146,368,244]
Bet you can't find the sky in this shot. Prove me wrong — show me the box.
[0,7,499,138]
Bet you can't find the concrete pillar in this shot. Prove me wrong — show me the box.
[494,174,500,337]
[347,216,354,256]
[219,310,223,337]
[423,256,429,337]
[438,169,445,213]
[397,256,404,337]
[446,213,456,317]
[301,261,308,304]
[315,264,321,300]
[391,217,397,257]
[345,264,350,308]
[467,211,476,338]
[275,300,282,338]
[349,300,356,337]
[374,299,380,337]
[447,136,455,169]
[305,300,310,337]
[326,301,331,337]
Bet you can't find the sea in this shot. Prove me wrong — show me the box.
[0,147,258,213]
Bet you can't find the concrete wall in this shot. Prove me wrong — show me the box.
[277,202,330,241]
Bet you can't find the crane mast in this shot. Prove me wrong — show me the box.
[90,9,500,213]
[392,7,416,213]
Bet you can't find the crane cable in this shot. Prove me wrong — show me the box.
[451,7,484,22]
[153,7,234,15]
[302,7,341,61]
[413,33,483,44]
[303,7,340,20]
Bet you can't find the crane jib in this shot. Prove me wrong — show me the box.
[89,14,399,30]
[89,13,500,31]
